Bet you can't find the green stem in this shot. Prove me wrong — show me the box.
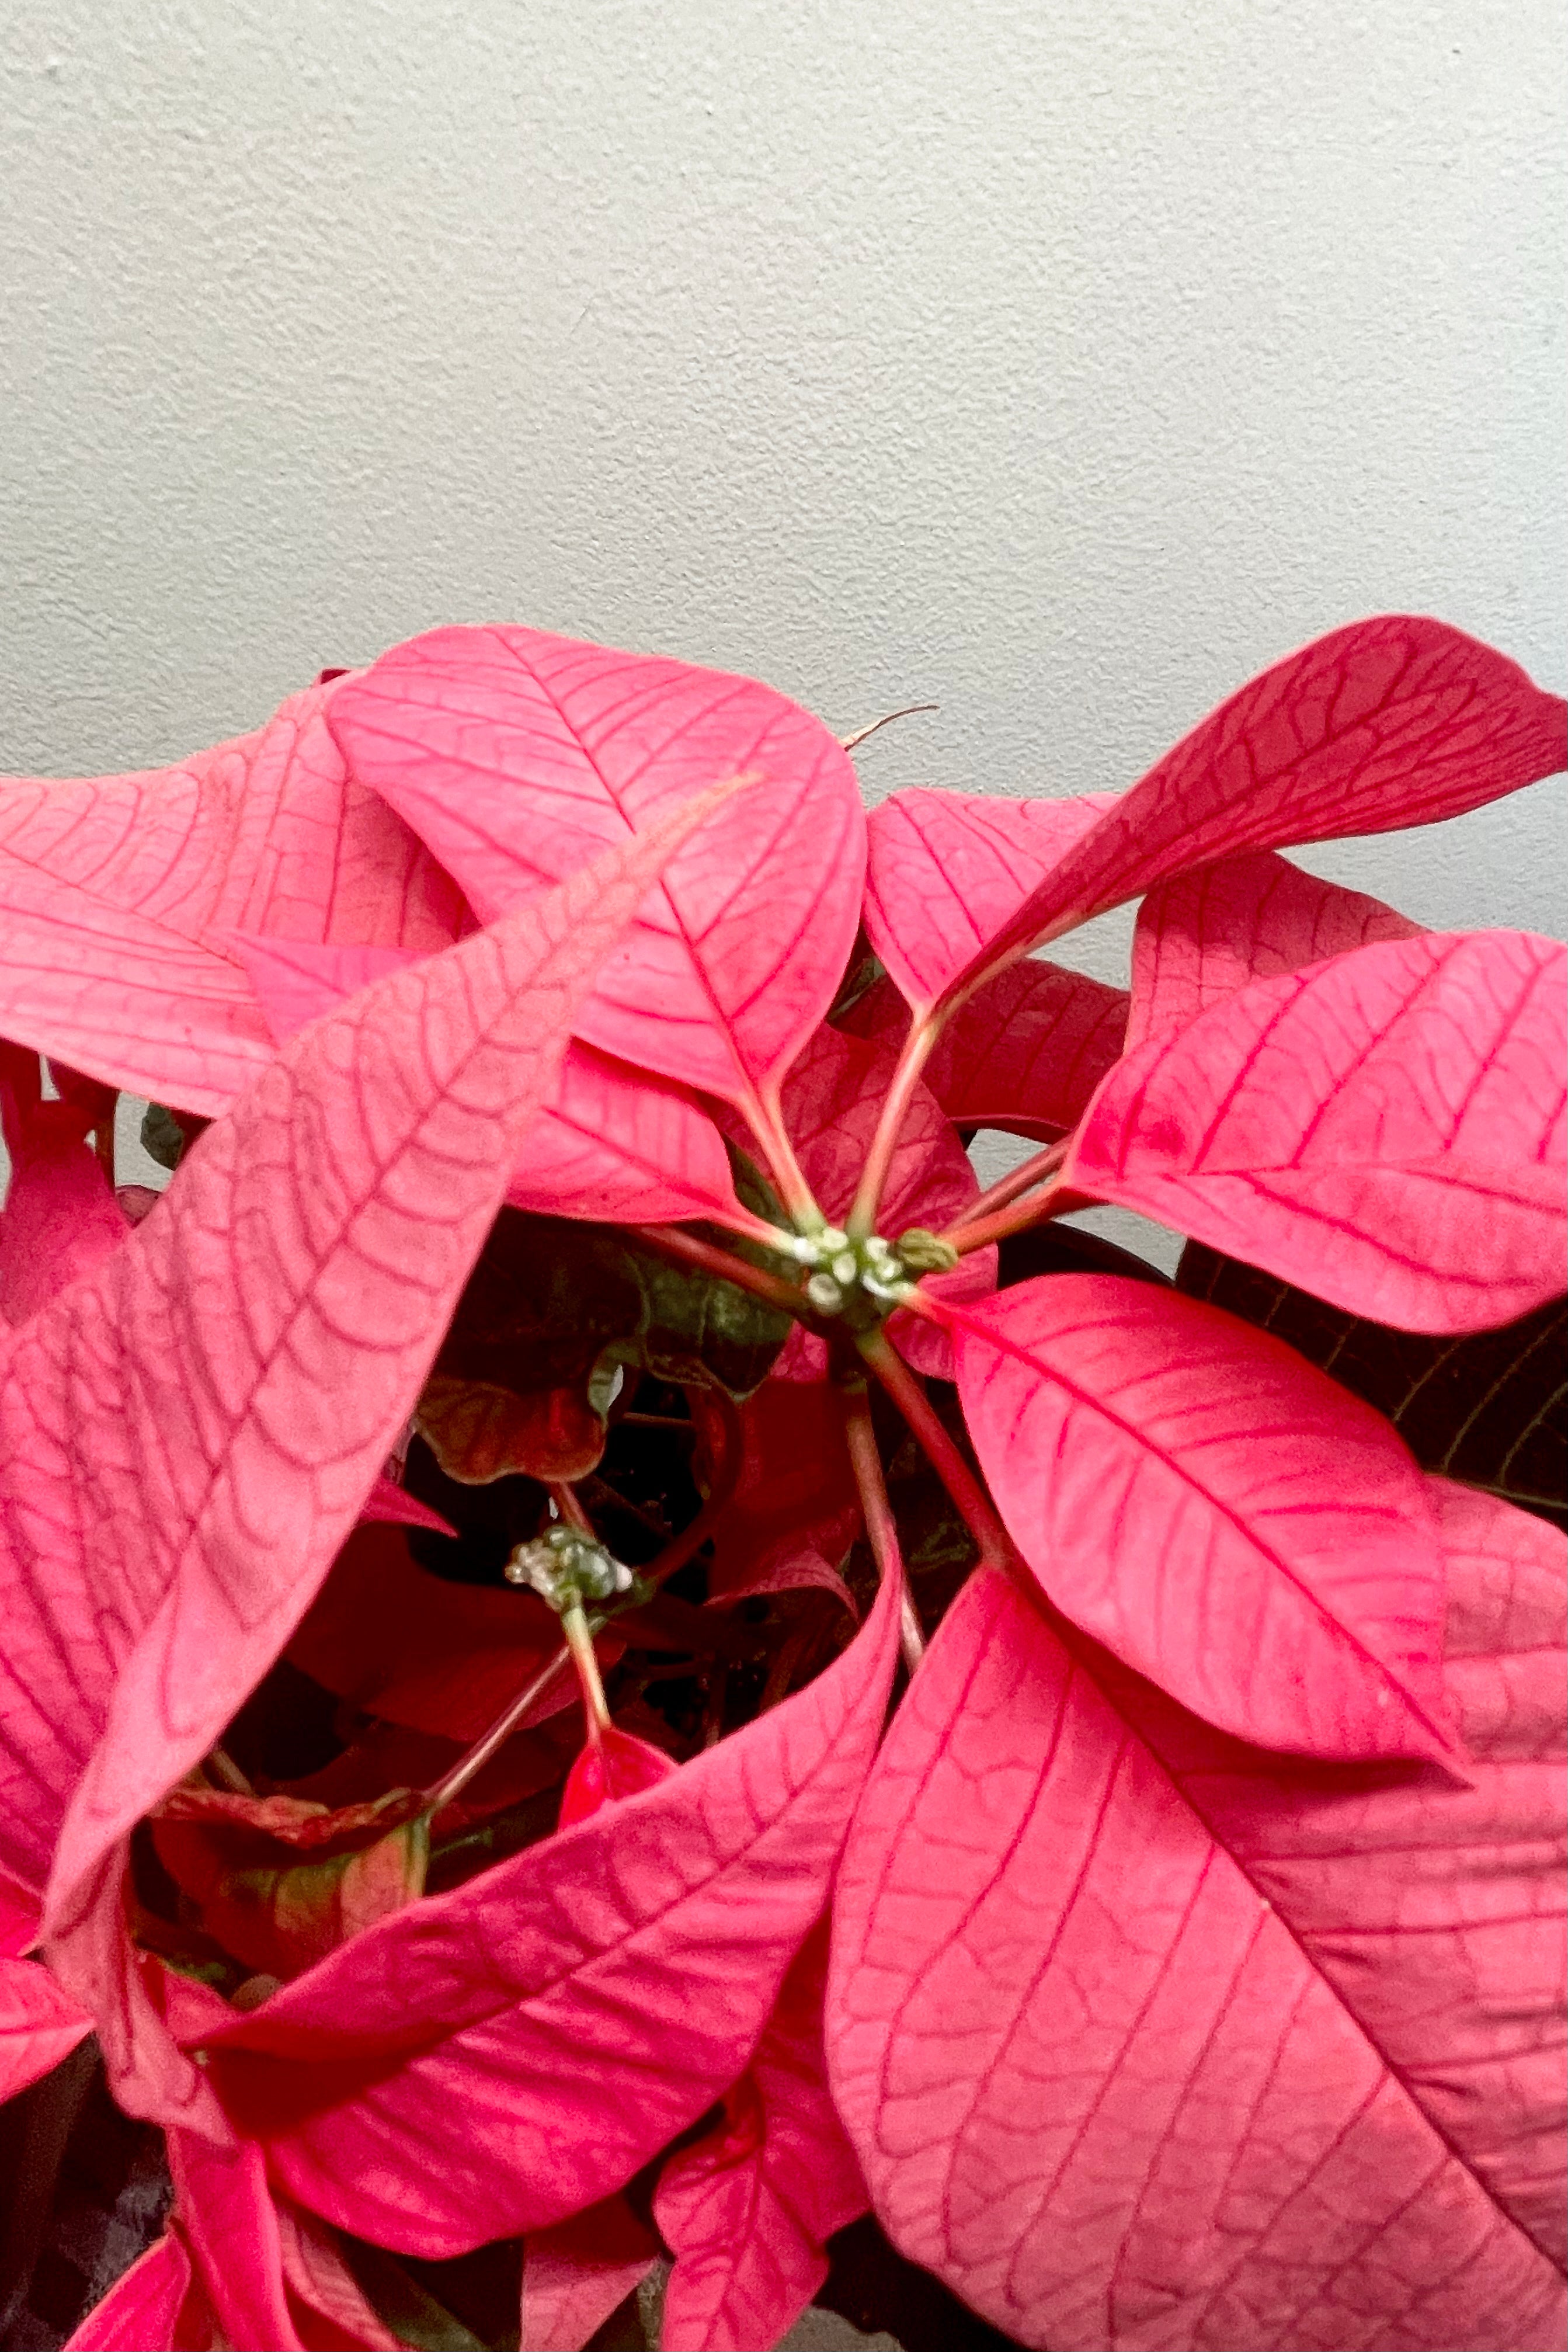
[562,1600,612,1736]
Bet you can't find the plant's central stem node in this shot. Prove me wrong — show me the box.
[777,1224,958,1322]
[506,1524,634,1613]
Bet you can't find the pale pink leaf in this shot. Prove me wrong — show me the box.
[1127,849,1422,1050]
[0,675,464,1110]
[193,1564,900,2256]
[863,788,1117,1017]
[0,788,737,2117]
[233,930,746,1227]
[924,617,1568,1009]
[0,1044,130,1323]
[1090,1478,1567,2266]
[656,1920,868,2352]
[329,624,866,1113]
[1069,929,1568,1332]
[948,1274,1452,1759]
[521,2194,659,2352]
[61,2233,204,2352]
[826,1565,1567,2352]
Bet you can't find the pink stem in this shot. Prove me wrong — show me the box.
[839,1375,926,1673]
[948,1136,1069,1231]
[422,1645,575,1813]
[857,1325,1014,1572]
[546,1479,596,1537]
[941,1176,1076,1258]
[847,1016,940,1237]
[632,1222,808,1318]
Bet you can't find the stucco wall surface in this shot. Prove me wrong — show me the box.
[2,1,1564,1238]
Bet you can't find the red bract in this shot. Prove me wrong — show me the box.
[1,1874,91,2102]
[0,1041,130,1322]
[1,610,1561,2352]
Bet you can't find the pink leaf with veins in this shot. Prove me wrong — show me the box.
[521,2195,659,2352]
[166,2129,305,2351]
[273,2197,406,2348]
[0,784,735,2121]
[194,1563,899,2256]
[922,617,1566,1010]
[0,674,464,1111]
[232,932,746,1227]
[328,624,865,1123]
[1,1876,91,2101]
[1128,849,1422,1049]
[1070,929,1568,1333]
[864,788,1117,1018]
[922,964,1128,1142]
[62,2235,203,2352]
[947,1274,1451,1759]
[1089,1477,1567,2266]
[826,1562,1567,2352]
[0,1044,130,1323]
[656,1920,868,2352]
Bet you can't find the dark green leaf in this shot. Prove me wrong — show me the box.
[335,2235,499,2352]
[138,1101,193,1171]
[437,1207,790,1404]
[1177,1243,1566,1531]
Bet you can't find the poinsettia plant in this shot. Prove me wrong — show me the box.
[1,614,1564,2352]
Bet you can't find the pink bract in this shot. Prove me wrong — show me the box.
[0,612,1560,2352]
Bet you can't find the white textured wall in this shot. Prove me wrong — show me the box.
[3,1,1564,1249]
